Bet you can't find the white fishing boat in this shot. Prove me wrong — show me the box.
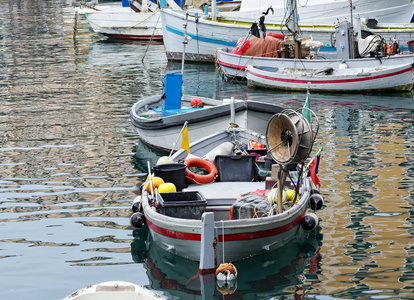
[130,102,325,264]
[216,0,414,88]
[130,73,284,152]
[216,50,414,81]
[84,6,163,40]
[62,281,165,300]
[161,4,414,62]
[246,63,414,92]
[220,0,414,25]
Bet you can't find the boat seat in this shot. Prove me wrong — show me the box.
[152,107,202,116]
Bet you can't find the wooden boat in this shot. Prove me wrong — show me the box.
[246,63,414,92]
[216,1,414,84]
[216,47,414,80]
[131,105,324,263]
[62,281,165,300]
[129,74,284,152]
[161,7,414,62]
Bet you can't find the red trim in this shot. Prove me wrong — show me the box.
[199,268,216,275]
[217,59,246,71]
[146,209,306,242]
[247,66,413,85]
[103,33,163,41]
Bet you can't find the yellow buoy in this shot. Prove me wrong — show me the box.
[267,189,287,205]
[156,156,174,165]
[286,189,297,202]
[158,182,177,193]
[146,176,165,193]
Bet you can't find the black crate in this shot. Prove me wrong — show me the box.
[246,148,268,156]
[215,155,255,182]
[156,191,207,220]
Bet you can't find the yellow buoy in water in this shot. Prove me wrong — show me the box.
[158,182,177,193]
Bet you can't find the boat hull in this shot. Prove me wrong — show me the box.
[130,95,283,151]
[246,64,414,92]
[85,8,163,40]
[161,8,414,62]
[222,0,414,25]
[141,129,312,262]
[217,48,414,80]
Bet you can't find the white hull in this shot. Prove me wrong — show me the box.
[85,7,163,40]
[62,281,165,300]
[217,48,414,79]
[246,64,414,92]
[161,8,414,62]
[130,94,283,151]
[140,128,312,262]
[222,0,414,25]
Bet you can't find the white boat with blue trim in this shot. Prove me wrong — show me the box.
[130,73,284,151]
[161,2,414,62]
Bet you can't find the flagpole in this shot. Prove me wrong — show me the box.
[169,121,188,157]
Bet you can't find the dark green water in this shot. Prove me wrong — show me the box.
[1,0,414,299]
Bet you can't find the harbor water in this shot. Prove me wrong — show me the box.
[1,0,414,299]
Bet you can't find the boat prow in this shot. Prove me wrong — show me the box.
[62,281,165,300]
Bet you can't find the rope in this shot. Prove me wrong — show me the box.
[79,1,100,11]
[142,10,162,62]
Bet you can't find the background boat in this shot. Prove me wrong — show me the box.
[161,8,414,62]
[246,63,414,93]
[216,47,414,80]
[220,0,414,25]
[130,75,285,151]
[84,6,163,40]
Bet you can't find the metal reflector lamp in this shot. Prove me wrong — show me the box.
[266,109,316,165]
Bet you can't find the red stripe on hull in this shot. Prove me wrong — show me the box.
[103,33,163,41]
[146,209,306,242]
[248,66,413,85]
[217,59,246,71]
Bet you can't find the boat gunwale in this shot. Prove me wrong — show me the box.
[130,96,284,129]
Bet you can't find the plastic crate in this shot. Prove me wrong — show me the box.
[215,155,255,182]
[246,148,268,156]
[156,191,207,220]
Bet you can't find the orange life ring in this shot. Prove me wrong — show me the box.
[184,158,218,184]
[266,32,285,39]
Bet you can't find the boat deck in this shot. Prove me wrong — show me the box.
[185,181,266,221]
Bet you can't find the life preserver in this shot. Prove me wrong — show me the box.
[266,32,285,39]
[184,158,218,184]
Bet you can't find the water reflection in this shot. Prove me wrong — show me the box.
[1,0,414,298]
[131,226,324,299]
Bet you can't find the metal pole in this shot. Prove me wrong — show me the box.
[181,12,189,75]
[349,0,355,59]
[211,0,216,22]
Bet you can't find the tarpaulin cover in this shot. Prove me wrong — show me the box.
[242,36,283,58]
